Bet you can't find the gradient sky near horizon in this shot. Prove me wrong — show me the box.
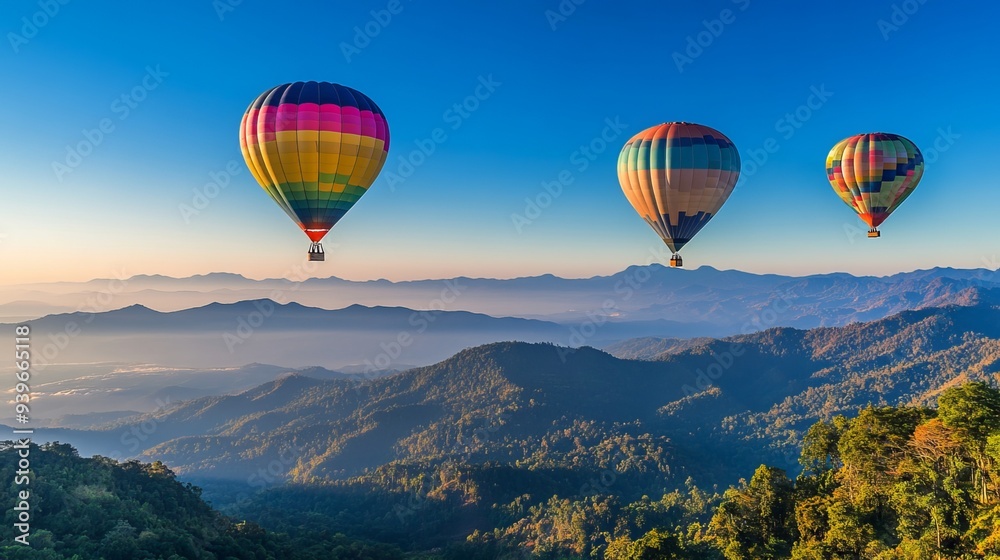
[1,0,998,284]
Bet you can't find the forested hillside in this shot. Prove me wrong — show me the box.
[208,382,1000,558]
[17,299,1000,558]
[99,300,1000,492]
[0,442,406,559]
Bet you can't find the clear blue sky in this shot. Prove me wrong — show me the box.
[1,0,997,283]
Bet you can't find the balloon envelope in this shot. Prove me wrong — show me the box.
[617,122,740,254]
[240,82,390,242]
[826,132,923,228]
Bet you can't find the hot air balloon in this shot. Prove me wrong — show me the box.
[239,82,390,261]
[617,122,740,267]
[826,133,923,238]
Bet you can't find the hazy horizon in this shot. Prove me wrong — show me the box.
[4,260,1000,288]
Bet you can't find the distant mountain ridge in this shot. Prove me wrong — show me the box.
[1,300,583,369]
[4,266,998,334]
[15,265,997,289]
[15,299,557,333]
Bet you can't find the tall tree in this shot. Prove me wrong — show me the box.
[938,382,1000,503]
[709,465,795,559]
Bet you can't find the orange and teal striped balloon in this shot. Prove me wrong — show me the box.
[826,133,923,229]
[618,122,740,254]
[240,82,390,243]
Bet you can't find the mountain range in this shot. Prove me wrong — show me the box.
[3,265,998,332]
[3,300,573,370]
[31,289,1000,493]
[5,265,1000,373]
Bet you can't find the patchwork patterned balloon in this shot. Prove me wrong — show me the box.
[826,133,923,236]
[617,122,740,266]
[240,82,389,257]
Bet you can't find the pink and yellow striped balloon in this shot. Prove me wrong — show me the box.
[240,82,390,243]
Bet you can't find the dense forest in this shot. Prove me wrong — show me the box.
[0,442,406,559]
[8,381,999,558]
[220,381,1000,558]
